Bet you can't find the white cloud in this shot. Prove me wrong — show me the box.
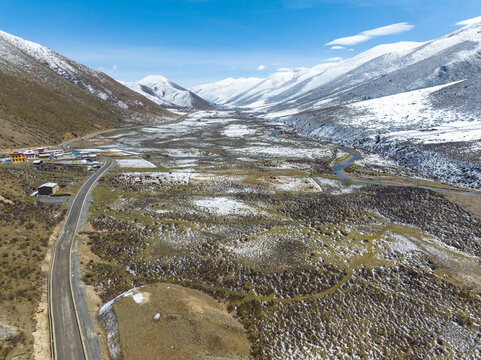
[112,64,118,71]
[362,23,414,37]
[257,64,266,71]
[277,67,293,72]
[326,22,414,46]
[331,45,346,50]
[326,57,342,62]
[456,16,481,27]
[328,34,370,46]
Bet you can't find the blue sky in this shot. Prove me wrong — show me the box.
[1,0,481,87]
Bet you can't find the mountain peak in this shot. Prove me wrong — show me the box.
[121,75,214,110]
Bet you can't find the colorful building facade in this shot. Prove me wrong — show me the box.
[9,151,26,162]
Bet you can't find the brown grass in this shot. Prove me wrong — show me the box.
[113,283,250,360]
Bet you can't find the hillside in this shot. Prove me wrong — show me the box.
[121,75,214,111]
[0,30,173,148]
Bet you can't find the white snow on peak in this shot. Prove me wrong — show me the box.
[138,75,179,89]
[192,41,424,110]
[266,41,424,104]
[190,77,263,104]
[194,21,481,112]
[121,75,208,109]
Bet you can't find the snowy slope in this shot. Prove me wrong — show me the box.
[225,70,299,108]
[235,41,423,110]
[121,75,214,110]
[190,77,262,105]
[192,42,423,110]
[0,29,171,120]
[266,19,481,189]
[195,20,481,113]
[0,29,172,147]
[343,80,479,142]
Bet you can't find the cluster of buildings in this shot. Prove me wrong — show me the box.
[7,147,62,162]
[3,147,102,197]
[3,147,99,164]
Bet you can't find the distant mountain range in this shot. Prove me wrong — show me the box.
[120,75,214,111]
[193,22,481,114]
[0,30,173,148]
[192,20,481,189]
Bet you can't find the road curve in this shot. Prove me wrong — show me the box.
[48,157,114,360]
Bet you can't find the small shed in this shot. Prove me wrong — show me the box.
[38,182,59,195]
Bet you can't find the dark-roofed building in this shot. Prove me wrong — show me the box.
[38,183,59,195]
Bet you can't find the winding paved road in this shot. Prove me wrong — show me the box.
[48,157,114,360]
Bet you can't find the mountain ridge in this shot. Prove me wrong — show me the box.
[0,29,174,148]
[193,21,481,113]
[120,75,215,111]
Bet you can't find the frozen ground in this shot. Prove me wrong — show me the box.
[193,197,257,216]
[223,124,256,137]
[116,158,157,168]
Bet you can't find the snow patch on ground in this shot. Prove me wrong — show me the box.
[193,197,257,216]
[356,154,398,167]
[237,145,330,159]
[271,177,322,192]
[389,235,419,254]
[132,293,144,304]
[117,158,157,168]
[223,124,255,137]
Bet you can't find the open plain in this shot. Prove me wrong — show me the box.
[77,111,481,359]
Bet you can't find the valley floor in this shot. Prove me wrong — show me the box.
[77,111,481,359]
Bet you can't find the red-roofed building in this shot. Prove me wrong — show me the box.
[9,151,26,162]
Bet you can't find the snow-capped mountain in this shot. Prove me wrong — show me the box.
[121,75,214,111]
[190,77,263,105]
[195,20,481,113]
[0,29,172,147]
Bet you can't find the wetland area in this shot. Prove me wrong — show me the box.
[76,111,481,359]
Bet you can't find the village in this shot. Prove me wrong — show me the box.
[1,146,101,197]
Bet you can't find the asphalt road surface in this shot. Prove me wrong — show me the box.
[49,157,114,360]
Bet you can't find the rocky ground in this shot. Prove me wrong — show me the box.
[79,111,481,359]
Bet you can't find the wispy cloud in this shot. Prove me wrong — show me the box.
[326,22,414,46]
[326,57,342,62]
[257,64,267,70]
[456,16,481,27]
[330,45,346,50]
